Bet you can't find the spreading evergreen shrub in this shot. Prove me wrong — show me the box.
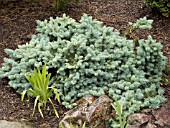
[144,0,170,17]
[0,14,166,115]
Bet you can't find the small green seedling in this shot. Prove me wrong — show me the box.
[21,64,60,118]
[112,98,128,128]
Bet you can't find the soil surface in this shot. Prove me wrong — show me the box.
[0,0,170,127]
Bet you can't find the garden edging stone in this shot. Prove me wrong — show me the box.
[0,120,35,128]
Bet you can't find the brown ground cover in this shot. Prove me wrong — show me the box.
[0,0,170,127]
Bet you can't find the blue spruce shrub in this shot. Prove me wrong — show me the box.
[0,14,166,114]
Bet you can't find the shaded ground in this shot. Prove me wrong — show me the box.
[0,0,170,127]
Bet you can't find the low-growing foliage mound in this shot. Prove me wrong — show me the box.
[144,0,170,17]
[0,14,166,115]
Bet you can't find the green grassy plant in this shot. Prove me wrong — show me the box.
[21,64,60,118]
[111,98,128,128]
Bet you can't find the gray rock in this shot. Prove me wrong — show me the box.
[0,120,35,128]
[127,101,170,128]
[152,102,170,127]
[127,125,140,128]
[127,113,152,126]
[59,95,113,128]
[146,122,157,128]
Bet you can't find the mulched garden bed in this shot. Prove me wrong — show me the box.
[0,0,170,127]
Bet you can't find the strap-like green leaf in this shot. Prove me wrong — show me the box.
[60,123,65,128]
[37,71,43,90]
[33,73,47,100]
[123,114,128,127]
[21,90,27,101]
[32,96,40,117]
[113,97,122,115]
[27,89,38,97]
[49,98,59,118]
[25,75,31,82]
[25,75,35,87]
[44,73,51,91]
[30,83,44,98]
[119,104,123,115]
[111,103,117,113]
[22,89,37,101]
[34,68,42,90]
[82,122,86,128]
[30,75,37,90]
[53,88,61,103]
[42,64,46,84]
[47,88,54,99]
[70,122,74,128]
[38,102,44,118]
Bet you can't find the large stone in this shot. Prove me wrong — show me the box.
[152,101,170,127]
[127,101,170,128]
[0,120,34,128]
[145,122,157,128]
[127,113,151,127]
[127,125,139,128]
[59,95,113,128]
